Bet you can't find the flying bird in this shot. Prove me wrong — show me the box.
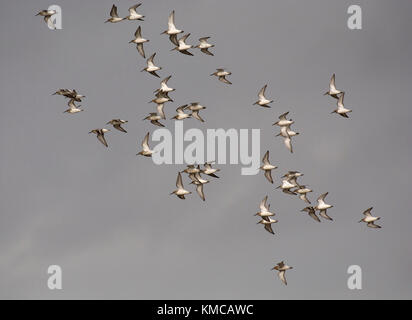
[314,192,334,221]
[141,53,161,78]
[190,110,205,122]
[211,69,232,85]
[301,206,321,222]
[124,3,144,21]
[295,185,312,204]
[150,91,173,104]
[89,129,110,147]
[36,10,57,29]
[156,103,166,120]
[154,76,175,94]
[332,92,352,118]
[171,105,191,120]
[143,113,165,127]
[185,103,207,122]
[171,172,191,199]
[201,162,220,178]
[185,103,206,112]
[260,151,277,184]
[106,119,128,133]
[359,207,381,229]
[255,196,276,220]
[257,218,278,235]
[189,170,209,201]
[137,132,154,157]
[276,179,297,195]
[129,26,149,58]
[276,125,299,138]
[254,85,273,108]
[63,99,83,114]
[324,73,343,99]
[273,112,294,127]
[195,37,214,56]
[162,10,183,46]
[272,261,293,286]
[105,5,124,23]
[171,33,194,56]
[181,165,200,175]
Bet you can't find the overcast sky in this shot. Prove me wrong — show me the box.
[0,0,411,299]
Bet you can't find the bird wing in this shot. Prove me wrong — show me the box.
[156,103,165,119]
[176,105,187,114]
[191,110,204,122]
[169,34,179,46]
[337,92,345,107]
[147,53,156,66]
[97,133,108,147]
[262,150,270,165]
[319,210,333,221]
[134,26,142,38]
[129,3,141,14]
[196,184,205,201]
[278,270,287,285]
[142,132,150,150]
[258,85,267,99]
[259,196,268,211]
[201,48,214,56]
[317,192,328,202]
[330,73,337,91]
[284,137,293,153]
[218,76,232,85]
[264,170,273,184]
[279,112,289,120]
[308,210,321,222]
[179,33,190,45]
[367,222,381,229]
[168,11,176,28]
[44,15,56,29]
[176,172,184,189]
[110,5,119,18]
[199,36,210,43]
[264,224,274,235]
[114,124,127,133]
[363,207,373,217]
[137,43,146,58]
[161,75,171,86]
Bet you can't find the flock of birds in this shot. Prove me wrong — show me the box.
[37,3,381,288]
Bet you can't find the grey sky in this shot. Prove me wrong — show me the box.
[0,0,411,299]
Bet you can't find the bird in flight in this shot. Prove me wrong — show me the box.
[63,99,83,114]
[141,53,162,78]
[89,129,110,147]
[211,69,232,85]
[254,85,273,108]
[171,33,194,56]
[272,261,293,286]
[331,92,352,118]
[162,10,184,46]
[359,207,381,229]
[301,206,321,222]
[324,73,343,99]
[36,9,57,29]
[105,5,124,23]
[195,37,214,56]
[260,151,277,184]
[314,192,334,221]
[124,3,144,21]
[106,119,128,133]
[171,172,191,200]
[129,26,149,58]
[137,132,155,157]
